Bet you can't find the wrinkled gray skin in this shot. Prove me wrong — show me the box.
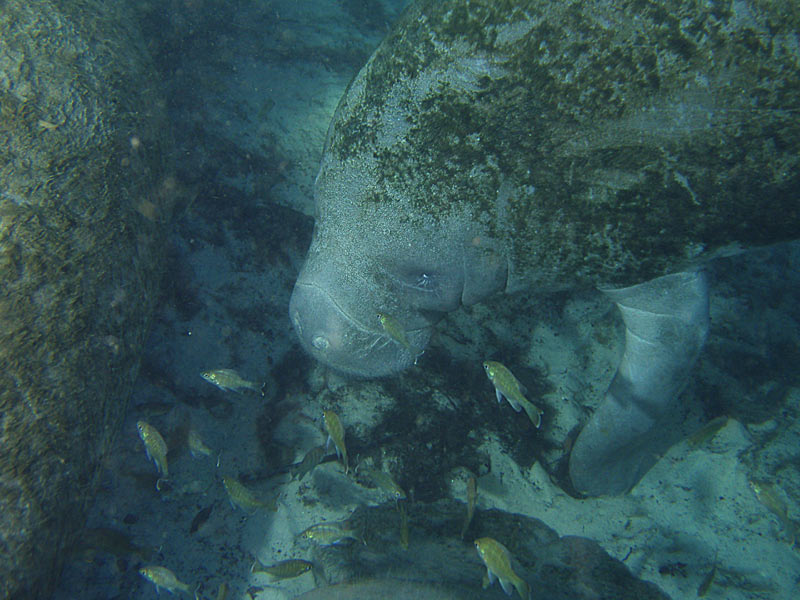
[1,2,170,597]
[290,0,800,494]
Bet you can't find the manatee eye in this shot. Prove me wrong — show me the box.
[413,272,437,292]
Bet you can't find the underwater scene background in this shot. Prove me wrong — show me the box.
[1,1,799,599]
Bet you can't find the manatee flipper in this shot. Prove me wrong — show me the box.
[569,271,709,496]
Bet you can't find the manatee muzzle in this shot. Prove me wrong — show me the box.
[289,279,431,377]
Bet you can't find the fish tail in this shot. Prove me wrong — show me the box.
[514,577,531,600]
[522,401,542,428]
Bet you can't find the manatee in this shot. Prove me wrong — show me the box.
[0,2,172,597]
[289,0,800,495]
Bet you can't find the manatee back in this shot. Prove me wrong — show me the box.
[0,2,171,597]
[320,0,800,292]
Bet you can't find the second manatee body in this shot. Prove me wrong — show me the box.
[1,1,172,596]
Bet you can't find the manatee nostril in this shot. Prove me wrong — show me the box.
[312,335,330,351]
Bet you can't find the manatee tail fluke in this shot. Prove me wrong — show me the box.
[569,271,709,496]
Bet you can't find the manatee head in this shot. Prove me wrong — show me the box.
[289,154,508,378]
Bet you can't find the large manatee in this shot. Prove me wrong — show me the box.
[1,1,172,597]
[289,0,800,495]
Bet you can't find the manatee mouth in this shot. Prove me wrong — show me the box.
[289,280,430,377]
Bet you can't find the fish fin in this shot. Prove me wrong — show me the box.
[507,398,523,412]
[482,573,491,589]
[499,577,514,596]
[487,569,497,585]
[495,389,504,404]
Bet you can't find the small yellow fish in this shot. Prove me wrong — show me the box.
[460,472,477,540]
[251,558,313,580]
[377,312,414,351]
[399,501,409,550]
[201,369,261,394]
[368,468,407,503]
[687,416,729,447]
[72,527,155,562]
[323,410,348,473]
[189,505,213,535]
[474,537,530,599]
[133,400,175,418]
[222,476,276,513]
[749,479,798,546]
[188,428,214,459]
[291,445,326,481]
[298,521,361,546]
[483,361,543,428]
[139,565,193,597]
[137,420,168,480]
[215,582,229,600]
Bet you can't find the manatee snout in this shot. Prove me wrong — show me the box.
[289,277,431,378]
